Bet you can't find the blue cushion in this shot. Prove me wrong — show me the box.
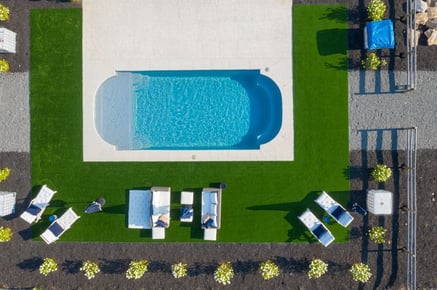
[155,219,168,228]
[27,205,42,215]
[312,224,326,239]
[48,222,63,237]
[331,206,353,226]
[203,218,215,228]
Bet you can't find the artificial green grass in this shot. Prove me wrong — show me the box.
[30,5,349,243]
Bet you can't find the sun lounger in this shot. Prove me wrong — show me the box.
[298,209,335,247]
[180,191,194,222]
[201,188,222,241]
[315,191,354,227]
[20,185,57,224]
[151,187,171,239]
[40,207,80,244]
[128,189,152,229]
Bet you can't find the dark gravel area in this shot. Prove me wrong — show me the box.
[0,0,436,289]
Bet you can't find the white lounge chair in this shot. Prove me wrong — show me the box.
[180,191,194,222]
[20,185,57,224]
[298,209,335,247]
[201,188,222,241]
[40,207,80,244]
[315,191,354,227]
[128,189,152,229]
[151,187,171,239]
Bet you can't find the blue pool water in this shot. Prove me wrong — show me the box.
[95,70,282,150]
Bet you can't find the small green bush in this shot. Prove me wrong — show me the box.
[362,53,387,70]
[0,59,9,73]
[308,258,328,279]
[368,226,387,244]
[0,4,9,21]
[259,259,280,280]
[367,0,386,21]
[80,260,100,279]
[214,262,234,285]
[39,258,58,276]
[126,260,149,279]
[0,167,10,183]
[370,164,392,182]
[0,227,12,242]
[350,263,372,283]
[171,262,188,279]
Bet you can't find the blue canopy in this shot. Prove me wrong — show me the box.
[365,19,395,50]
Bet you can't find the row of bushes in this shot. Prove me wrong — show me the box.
[36,257,373,284]
[0,4,10,73]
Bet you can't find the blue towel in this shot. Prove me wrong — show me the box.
[180,206,193,219]
[203,218,215,228]
[155,219,168,228]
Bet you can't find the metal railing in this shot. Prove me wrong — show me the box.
[405,0,417,91]
[406,127,417,290]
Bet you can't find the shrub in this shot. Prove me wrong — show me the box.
[0,227,12,242]
[308,258,328,279]
[214,261,234,285]
[0,4,9,21]
[171,262,188,279]
[126,260,149,279]
[370,164,392,182]
[368,226,387,244]
[350,263,372,283]
[80,260,100,279]
[362,53,387,70]
[39,258,58,276]
[0,59,9,73]
[259,259,280,280]
[0,167,10,183]
[367,0,386,21]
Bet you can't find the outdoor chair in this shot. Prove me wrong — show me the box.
[151,187,171,239]
[20,185,57,224]
[201,188,222,241]
[298,208,335,247]
[40,207,80,244]
[315,191,354,227]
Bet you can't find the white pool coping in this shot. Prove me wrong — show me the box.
[83,0,293,162]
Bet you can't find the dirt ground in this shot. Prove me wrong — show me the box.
[0,0,436,289]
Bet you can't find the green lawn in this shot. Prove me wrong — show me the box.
[30,5,349,243]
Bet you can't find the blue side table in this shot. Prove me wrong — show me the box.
[48,215,57,222]
[323,216,331,223]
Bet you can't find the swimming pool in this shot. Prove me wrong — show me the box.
[95,70,282,150]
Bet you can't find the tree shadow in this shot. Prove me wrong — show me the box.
[17,257,42,272]
[319,6,348,24]
[149,260,171,274]
[188,262,216,277]
[62,259,82,274]
[273,256,308,274]
[99,258,129,274]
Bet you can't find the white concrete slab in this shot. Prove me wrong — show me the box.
[83,0,293,161]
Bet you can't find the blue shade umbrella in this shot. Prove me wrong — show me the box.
[84,197,106,214]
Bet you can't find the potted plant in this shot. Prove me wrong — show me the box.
[350,263,372,283]
[171,262,187,279]
[80,260,100,279]
[39,258,58,276]
[0,226,12,242]
[362,53,387,70]
[367,0,387,21]
[0,167,10,183]
[214,261,234,285]
[308,258,328,279]
[258,259,280,280]
[368,226,387,244]
[0,4,9,21]
[370,164,392,182]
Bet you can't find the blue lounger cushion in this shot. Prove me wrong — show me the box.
[48,222,63,237]
[27,205,42,215]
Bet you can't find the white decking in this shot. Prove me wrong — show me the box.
[83,0,293,161]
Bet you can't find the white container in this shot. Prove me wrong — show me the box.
[0,28,16,53]
[0,191,16,216]
[367,189,393,215]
